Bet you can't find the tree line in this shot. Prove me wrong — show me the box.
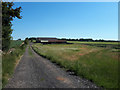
[60,38,118,42]
[28,37,118,42]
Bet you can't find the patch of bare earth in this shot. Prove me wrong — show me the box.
[56,76,72,84]
[56,77,66,81]
[110,52,119,60]
[63,54,79,61]
[61,47,99,61]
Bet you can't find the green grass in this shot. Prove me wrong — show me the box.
[32,43,119,88]
[28,46,33,56]
[32,40,36,43]
[2,41,26,87]
[68,41,119,50]
[67,41,119,45]
[10,40,23,49]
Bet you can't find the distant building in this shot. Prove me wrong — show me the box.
[36,37,66,44]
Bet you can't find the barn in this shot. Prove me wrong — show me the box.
[36,37,67,44]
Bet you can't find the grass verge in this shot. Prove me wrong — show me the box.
[2,43,26,87]
[28,46,33,56]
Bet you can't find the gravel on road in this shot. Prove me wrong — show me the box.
[5,45,99,88]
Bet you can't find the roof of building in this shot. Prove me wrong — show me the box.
[48,40,66,42]
[37,37,57,40]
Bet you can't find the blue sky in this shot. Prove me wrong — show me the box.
[12,2,118,40]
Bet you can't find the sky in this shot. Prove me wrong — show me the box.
[11,2,118,40]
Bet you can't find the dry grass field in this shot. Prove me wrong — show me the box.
[32,43,119,88]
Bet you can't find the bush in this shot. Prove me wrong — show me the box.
[24,38,29,45]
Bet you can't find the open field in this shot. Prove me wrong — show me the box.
[67,41,120,50]
[67,41,119,45]
[32,43,119,88]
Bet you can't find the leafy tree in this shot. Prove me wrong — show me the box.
[24,38,29,45]
[17,38,21,41]
[2,2,22,51]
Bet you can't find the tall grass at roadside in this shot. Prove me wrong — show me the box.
[32,43,119,88]
[2,42,26,87]
[28,46,33,56]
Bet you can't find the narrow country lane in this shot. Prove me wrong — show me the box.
[5,45,99,88]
